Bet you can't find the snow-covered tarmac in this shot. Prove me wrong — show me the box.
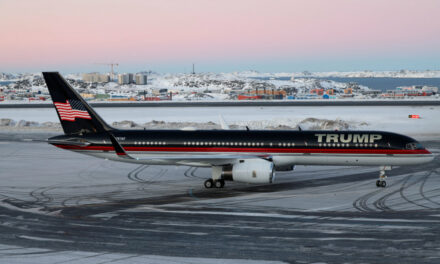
[0,138,440,263]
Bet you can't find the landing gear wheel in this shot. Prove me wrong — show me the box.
[376,180,381,187]
[204,179,214,189]
[377,166,390,188]
[214,179,225,189]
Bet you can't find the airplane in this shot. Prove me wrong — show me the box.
[42,72,434,189]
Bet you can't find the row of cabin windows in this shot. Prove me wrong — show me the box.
[132,141,298,147]
[183,142,296,147]
[132,141,379,148]
[134,141,166,145]
[318,143,379,148]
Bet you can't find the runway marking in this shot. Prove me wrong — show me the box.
[17,235,73,243]
[124,206,440,223]
[72,222,209,236]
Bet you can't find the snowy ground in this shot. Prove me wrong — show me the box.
[0,140,439,263]
[0,244,282,264]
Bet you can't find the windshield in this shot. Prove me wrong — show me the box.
[405,142,425,150]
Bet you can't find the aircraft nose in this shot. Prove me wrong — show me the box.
[425,152,435,163]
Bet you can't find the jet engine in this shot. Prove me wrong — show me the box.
[221,159,275,184]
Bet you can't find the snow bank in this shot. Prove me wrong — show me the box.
[0,117,360,132]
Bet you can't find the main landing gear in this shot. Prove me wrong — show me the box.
[204,166,227,189]
[204,179,225,189]
[376,166,391,188]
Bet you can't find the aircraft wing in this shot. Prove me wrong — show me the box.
[28,138,92,147]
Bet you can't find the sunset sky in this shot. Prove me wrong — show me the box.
[0,0,439,73]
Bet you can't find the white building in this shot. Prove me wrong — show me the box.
[135,74,148,85]
[82,73,110,83]
[118,74,130,85]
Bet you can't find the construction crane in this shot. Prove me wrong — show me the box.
[95,63,119,81]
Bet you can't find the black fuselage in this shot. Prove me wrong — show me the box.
[50,129,426,154]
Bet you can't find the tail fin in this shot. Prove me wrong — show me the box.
[43,72,112,135]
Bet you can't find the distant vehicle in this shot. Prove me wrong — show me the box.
[43,72,434,189]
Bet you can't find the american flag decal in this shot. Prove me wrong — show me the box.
[54,100,92,121]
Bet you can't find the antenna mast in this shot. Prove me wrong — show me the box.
[95,62,119,81]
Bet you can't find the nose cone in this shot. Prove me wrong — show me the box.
[427,153,435,163]
[422,149,435,163]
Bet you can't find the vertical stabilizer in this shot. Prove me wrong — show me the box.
[43,72,112,135]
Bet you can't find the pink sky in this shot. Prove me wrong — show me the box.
[0,0,439,72]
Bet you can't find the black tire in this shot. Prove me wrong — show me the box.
[381,181,387,188]
[376,180,381,187]
[219,179,225,188]
[214,180,224,188]
[204,179,214,188]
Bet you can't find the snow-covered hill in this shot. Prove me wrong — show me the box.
[235,70,440,78]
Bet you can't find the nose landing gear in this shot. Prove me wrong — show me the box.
[376,166,391,188]
[376,179,386,188]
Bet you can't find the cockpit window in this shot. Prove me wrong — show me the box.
[406,142,424,150]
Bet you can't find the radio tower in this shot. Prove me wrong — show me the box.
[191,63,195,75]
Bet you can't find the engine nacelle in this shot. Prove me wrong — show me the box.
[221,159,275,184]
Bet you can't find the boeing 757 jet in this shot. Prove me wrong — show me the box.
[43,72,434,188]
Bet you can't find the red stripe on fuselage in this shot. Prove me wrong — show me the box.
[52,145,432,155]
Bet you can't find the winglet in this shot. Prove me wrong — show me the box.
[219,114,230,130]
[109,133,134,159]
